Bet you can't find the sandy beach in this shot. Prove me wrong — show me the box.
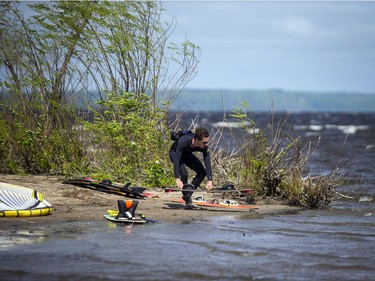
[0,174,301,229]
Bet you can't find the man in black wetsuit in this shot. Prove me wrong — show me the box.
[169,127,213,207]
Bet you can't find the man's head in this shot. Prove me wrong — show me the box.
[194,127,209,148]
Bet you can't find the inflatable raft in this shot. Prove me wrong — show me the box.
[0,182,53,217]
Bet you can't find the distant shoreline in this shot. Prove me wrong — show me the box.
[171,89,375,113]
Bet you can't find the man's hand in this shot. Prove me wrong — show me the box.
[206,180,213,190]
[175,178,184,189]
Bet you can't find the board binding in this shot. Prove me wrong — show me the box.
[104,213,147,224]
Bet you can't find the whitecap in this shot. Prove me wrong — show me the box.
[212,121,253,128]
[309,125,323,131]
[359,196,373,202]
[325,124,369,134]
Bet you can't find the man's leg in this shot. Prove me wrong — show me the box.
[184,154,207,188]
[178,163,194,204]
[169,150,188,184]
[182,183,195,205]
[179,164,188,184]
[170,151,192,205]
[181,155,206,206]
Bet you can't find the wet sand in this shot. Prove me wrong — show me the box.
[0,174,301,230]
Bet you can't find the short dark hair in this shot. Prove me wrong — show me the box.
[194,127,209,141]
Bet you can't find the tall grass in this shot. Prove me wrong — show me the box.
[207,104,356,208]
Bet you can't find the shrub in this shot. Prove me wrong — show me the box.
[210,103,355,208]
[0,102,86,175]
[82,92,174,186]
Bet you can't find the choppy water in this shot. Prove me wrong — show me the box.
[1,112,374,280]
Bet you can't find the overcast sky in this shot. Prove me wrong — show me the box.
[162,1,375,94]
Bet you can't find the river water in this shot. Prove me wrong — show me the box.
[0,112,374,280]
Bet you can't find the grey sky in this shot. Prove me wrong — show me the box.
[162,1,375,93]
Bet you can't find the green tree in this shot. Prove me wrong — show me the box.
[74,1,199,110]
[0,1,199,175]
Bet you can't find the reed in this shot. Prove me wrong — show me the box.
[208,104,357,209]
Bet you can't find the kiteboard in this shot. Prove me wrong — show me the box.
[104,210,157,224]
[169,198,258,212]
[194,200,258,210]
[63,178,149,199]
[0,182,53,217]
[164,188,253,196]
[165,200,257,212]
[104,214,147,224]
[163,202,204,211]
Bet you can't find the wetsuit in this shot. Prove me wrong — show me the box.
[169,134,213,189]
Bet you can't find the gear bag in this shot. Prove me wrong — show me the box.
[170,129,194,141]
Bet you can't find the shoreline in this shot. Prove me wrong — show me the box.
[0,175,302,230]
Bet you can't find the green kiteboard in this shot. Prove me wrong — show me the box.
[103,210,158,224]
